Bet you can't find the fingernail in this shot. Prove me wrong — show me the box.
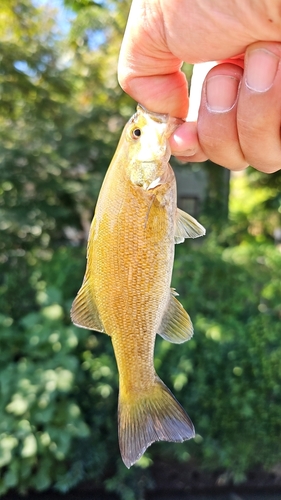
[175,148,197,159]
[246,49,279,92]
[206,75,240,112]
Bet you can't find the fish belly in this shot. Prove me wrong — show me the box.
[91,180,175,391]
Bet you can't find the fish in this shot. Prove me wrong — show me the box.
[71,104,206,468]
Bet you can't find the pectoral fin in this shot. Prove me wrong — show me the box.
[157,289,193,344]
[70,280,107,334]
[175,208,206,243]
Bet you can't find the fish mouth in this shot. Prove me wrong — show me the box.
[137,104,184,135]
[137,104,169,124]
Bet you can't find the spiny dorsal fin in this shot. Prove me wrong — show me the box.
[118,376,195,468]
[157,289,193,344]
[70,280,107,334]
[175,208,206,243]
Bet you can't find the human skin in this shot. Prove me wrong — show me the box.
[118,0,281,172]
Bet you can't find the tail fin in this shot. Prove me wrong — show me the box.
[118,376,195,468]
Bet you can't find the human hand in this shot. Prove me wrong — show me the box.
[118,0,281,172]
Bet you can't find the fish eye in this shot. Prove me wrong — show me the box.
[131,128,141,139]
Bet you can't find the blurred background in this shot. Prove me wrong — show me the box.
[0,0,281,498]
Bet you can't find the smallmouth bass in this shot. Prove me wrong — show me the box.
[71,105,206,468]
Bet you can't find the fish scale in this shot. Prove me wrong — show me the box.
[71,104,206,468]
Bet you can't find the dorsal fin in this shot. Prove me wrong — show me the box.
[175,208,206,243]
[157,289,193,344]
[70,280,107,334]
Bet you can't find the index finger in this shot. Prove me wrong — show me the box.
[118,0,189,117]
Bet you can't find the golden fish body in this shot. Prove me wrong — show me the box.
[71,105,205,468]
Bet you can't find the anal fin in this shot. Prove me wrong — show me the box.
[70,279,107,334]
[157,289,193,344]
[175,208,206,243]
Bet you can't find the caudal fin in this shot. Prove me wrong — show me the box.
[118,376,195,468]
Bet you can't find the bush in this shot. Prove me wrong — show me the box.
[0,247,118,494]
[152,240,281,480]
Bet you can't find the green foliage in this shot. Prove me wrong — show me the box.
[2,240,281,497]
[1,0,281,498]
[165,240,281,480]
[226,169,281,246]
[0,0,132,495]
[0,247,115,495]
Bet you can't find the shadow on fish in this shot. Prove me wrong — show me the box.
[71,104,206,468]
